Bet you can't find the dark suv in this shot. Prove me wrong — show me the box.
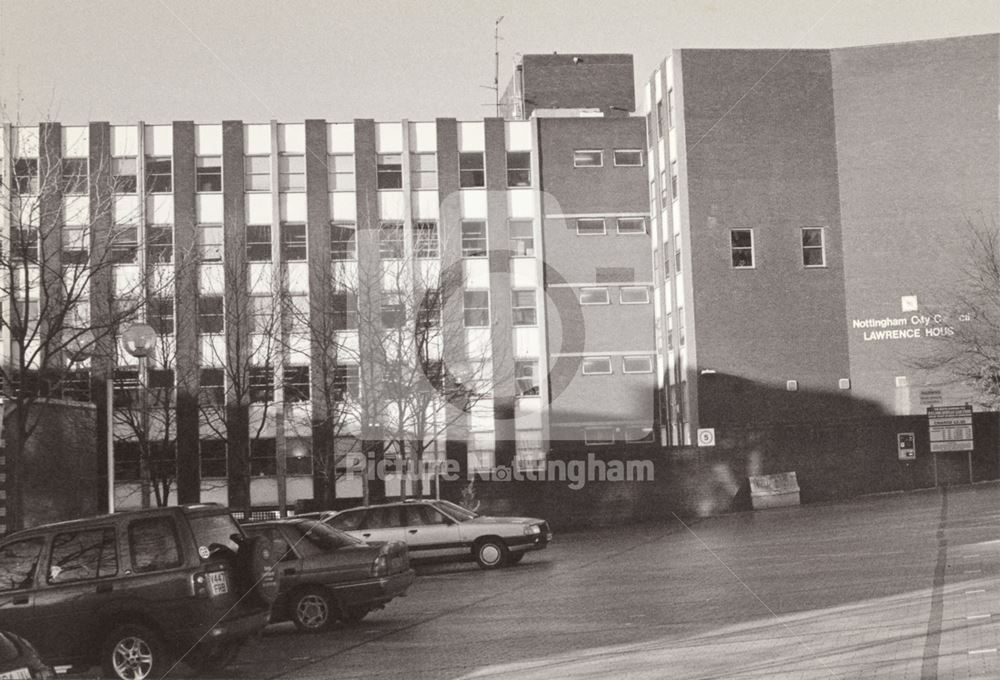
[0,504,281,680]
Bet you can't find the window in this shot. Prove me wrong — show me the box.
[62,225,89,264]
[463,290,490,327]
[331,292,358,330]
[48,528,118,583]
[582,356,612,375]
[281,223,307,261]
[512,290,537,326]
[617,217,646,234]
[459,152,485,188]
[284,365,310,402]
[148,298,174,335]
[677,305,685,346]
[330,222,357,260]
[63,158,88,194]
[620,286,650,304]
[333,364,360,399]
[112,158,137,193]
[802,227,826,267]
[731,229,754,268]
[249,295,275,334]
[197,224,223,262]
[147,225,173,263]
[110,226,138,264]
[514,360,539,397]
[657,98,666,138]
[10,227,38,263]
[410,153,437,190]
[506,151,531,187]
[573,150,603,167]
[198,296,224,334]
[13,159,38,194]
[670,160,679,199]
[250,366,274,403]
[461,221,488,257]
[584,427,615,445]
[413,221,439,258]
[200,368,224,405]
[145,157,172,193]
[381,293,404,329]
[0,538,44,591]
[286,438,313,476]
[279,155,305,191]
[113,369,140,408]
[417,289,441,329]
[247,224,272,262]
[576,218,605,236]
[200,439,226,478]
[579,287,610,305]
[623,356,653,373]
[509,219,534,256]
[250,438,276,476]
[675,248,682,273]
[196,156,222,192]
[128,517,182,573]
[376,154,402,189]
[659,170,669,207]
[645,111,655,141]
[379,222,404,258]
[244,156,270,192]
[650,179,658,214]
[613,149,643,167]
[667,88,676,129]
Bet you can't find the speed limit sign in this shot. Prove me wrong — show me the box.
[697,428,716,447]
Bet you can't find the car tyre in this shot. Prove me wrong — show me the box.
[292,587,332,632]
[102,624,168,680]
[474,538,509,569]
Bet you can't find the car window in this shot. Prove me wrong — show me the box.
[405,505,450,526]
[0,633,20,662]
[0,538,44,592]
[287,521,363,554]
[326,510,365,531]
[129,517,183,573]
[188,513,242,557]
[47,528,118,584]
[246,526,297,561]
[365,506,402,529]
[434,500,478,521]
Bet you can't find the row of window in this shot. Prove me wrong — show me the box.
[577,286,650,305]
[572,149,643,168]
[728,227,828,269]
[581,355,654,375]
[576,217,646,236]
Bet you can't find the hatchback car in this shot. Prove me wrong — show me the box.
[245,519,414,632]
[324,499,552,569]
[0,504,281,680]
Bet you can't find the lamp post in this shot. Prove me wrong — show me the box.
[121,323,157,509]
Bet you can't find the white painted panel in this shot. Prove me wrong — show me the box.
[643,82,652,115]
[665,56,674,87]
[412,191,439,219]
[335,331,359,357]
[662,284,672,310]
[62,126,89,158]
[199,483,227,503]
[506,189,534,218]
[463,259,490,289]
[505,121,532,151]
[249,333,276,366]
[511,258,537,288]
[247,262,273,293]
[150,336,176,370]
[285,262,309,293]
[335,475,364,499]
[460,189,487,218]
[418,259,440,287]
[669,129,677,161]
[285,332,310,362]
[457,122,485,152]
[286,477,313,501]
[199,263,224,295]
[278,123,305,153]
[513,327,540,358]
[330,192,357,220]
[111,126,137,157]
[195,125,223,155]
[145,125,173,156]
[328,123,355,153]
[63,196,89,225]
[151,264,174,296]
[409,122,437,152]
[332,261,358,290]
[244,124,271,155]
[675,274,684,302]
[515,396,542,429]
[249,477,278,504]
[672,202,681,236]
[200,334,225,366]
[246,193,272,224]
[280,193,307,221]
[658,138,666,164]
[196,194,223,224]
[378,191,405,220]
[114,264,141,297]
[654,70,663,101]
[14,127,38,157]
[147,195,174,224]
[114,195,140,224]
[381,259,405,290]
[375,122,403,153]
[469,397,494,431]
[466,328,492,362]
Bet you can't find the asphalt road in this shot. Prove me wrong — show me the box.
[165,483,1000,679]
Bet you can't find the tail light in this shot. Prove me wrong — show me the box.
[372,554,388,577]
[191,572,209,598]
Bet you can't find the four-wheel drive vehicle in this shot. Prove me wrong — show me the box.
[324,499,552,569]
[0,504,283,680]
[244,519,414,632]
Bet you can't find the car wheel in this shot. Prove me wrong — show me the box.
[185,640,243,673]
[292,588,332,632]
[102,624,168,680]
[340,605,372,624]
[474,538,509,569]
[234,534,281,607]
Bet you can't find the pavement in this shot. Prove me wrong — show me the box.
[156,482,1000,679]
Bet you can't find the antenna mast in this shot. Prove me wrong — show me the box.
[494,16,504,117]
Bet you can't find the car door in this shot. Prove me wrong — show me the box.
[403,505,466,559]
[355,506,406,545]
[253,526,302,594]
[0,537,46,654]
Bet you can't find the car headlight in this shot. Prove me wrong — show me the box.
[524,524,542,535]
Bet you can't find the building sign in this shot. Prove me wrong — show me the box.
[927,405,973,452]
[851,315,954,342]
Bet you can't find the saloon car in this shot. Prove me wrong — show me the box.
[244,519,414,632]
[323,499,552,569]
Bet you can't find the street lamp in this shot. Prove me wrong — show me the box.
[120,322,157,510]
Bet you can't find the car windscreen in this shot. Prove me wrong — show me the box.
[187,513,242,556]
[434,500,478,521]
[288,520,364,552]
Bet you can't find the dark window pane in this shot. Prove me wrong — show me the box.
[128,517,182,573]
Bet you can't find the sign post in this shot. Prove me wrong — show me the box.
[927,405,974,486]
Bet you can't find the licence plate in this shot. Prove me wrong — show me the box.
[208,571,229,596]
[0,668,31,680]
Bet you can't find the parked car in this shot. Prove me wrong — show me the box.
[323,499,552,569]
[244,519,414,632]
[0,631,55,679]
[0,504,282,680]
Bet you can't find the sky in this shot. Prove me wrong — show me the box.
[0,0,998,124]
